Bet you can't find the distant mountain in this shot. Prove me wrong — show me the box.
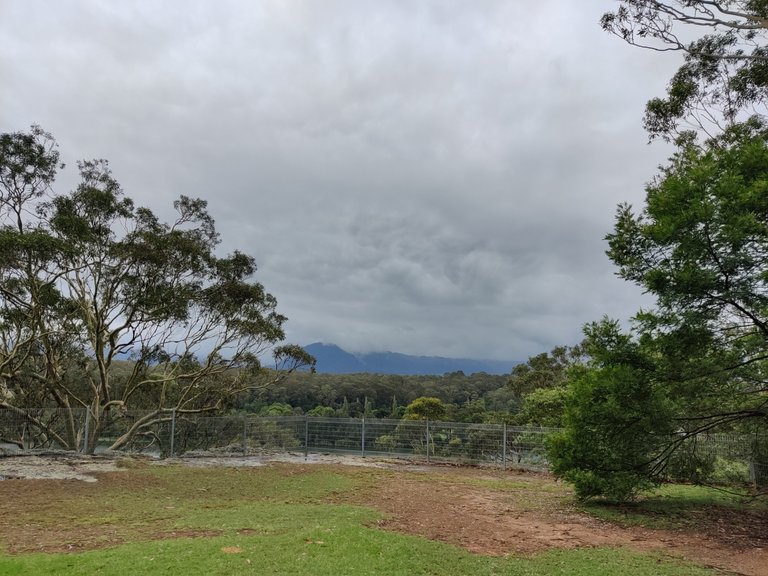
[302,343,366,373]
[303,342,519,375]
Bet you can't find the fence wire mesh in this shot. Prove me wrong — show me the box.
[0,408,765,481]
[670,431,768,486]
[0,408,88,451]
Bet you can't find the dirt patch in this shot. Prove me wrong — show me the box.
[341,467,768,576]
[0,458,159,554]
[159,452,425,470]
[0,452,425,483]
[0,453,122,482]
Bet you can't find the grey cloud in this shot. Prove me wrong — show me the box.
[1,0,675,361]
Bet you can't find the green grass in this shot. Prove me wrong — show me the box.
[582,482,766,530]
[0,515,715,576]
[0,464,720,575]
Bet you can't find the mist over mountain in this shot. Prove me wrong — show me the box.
[303,343,519,375]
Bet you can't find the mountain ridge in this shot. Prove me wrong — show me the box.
[303,342,519,375]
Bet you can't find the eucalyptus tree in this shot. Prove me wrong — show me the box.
[602,1,768,140]
[0,126,312,452]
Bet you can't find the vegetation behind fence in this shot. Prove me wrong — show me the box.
[1,409,765,483]
[0,408,554,469]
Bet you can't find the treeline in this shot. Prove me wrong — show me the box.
[237,371,520,423]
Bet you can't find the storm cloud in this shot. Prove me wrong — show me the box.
[0,1,681,360]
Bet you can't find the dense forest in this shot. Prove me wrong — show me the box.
[233,345,578,426]
[237,370,519,423]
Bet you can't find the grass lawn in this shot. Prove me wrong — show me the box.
[0,461,733,575]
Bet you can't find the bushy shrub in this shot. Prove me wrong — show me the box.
[374,434,397,452]
[710,457,750,485]
[548,361,672,502]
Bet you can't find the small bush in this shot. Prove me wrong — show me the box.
[710,457,750,485]
[562,468,655,502]
[663,448,716,484]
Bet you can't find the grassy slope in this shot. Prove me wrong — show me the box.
[0,463,718,576]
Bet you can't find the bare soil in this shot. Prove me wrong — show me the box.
[344,466,768,576]
[1,453,766,575]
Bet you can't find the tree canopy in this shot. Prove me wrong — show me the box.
[505,344,585,427]
[551,120,768,500]
[610,123,768,425]
[548,4,768,500]
[0,125,312,452]
[402,397,448,421]
[602,1,768,140]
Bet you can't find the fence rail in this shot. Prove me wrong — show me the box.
[0,408,765,483]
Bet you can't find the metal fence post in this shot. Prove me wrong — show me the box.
[304,415,309,460]
[502,423,507,469]
[426,419,430,464]
[361,417,366,458]
[242,415,248,454]
[169,409,176,458]
[82,410,91,454]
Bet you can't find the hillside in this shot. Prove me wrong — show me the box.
[303,343,518,375]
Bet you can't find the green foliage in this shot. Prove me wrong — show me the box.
[549,363,670,501]
[307,406,335,417]
[662,445,718,485]
[507,344,585,428]
[246,420,302,451]
[242,371,513,423]
[0,124,60,205]
[601,1,768,141]
[0,126,311,452]
[607,127,768,441]
[448,398,487,423]
[549,320,678,501]
[609,125,768,326]
[258,403,295,416]
[508,345,584,397]
[403,396,447,421]
[553,126,768,500]
[710,457,751,485]
[374,433,397,452]
[515,386,570,428]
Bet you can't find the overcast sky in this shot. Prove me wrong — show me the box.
[1,1,682,361]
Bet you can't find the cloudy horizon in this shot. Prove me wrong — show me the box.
[1,1,682,361]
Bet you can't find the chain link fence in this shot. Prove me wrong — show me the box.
[1,408,765,481]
